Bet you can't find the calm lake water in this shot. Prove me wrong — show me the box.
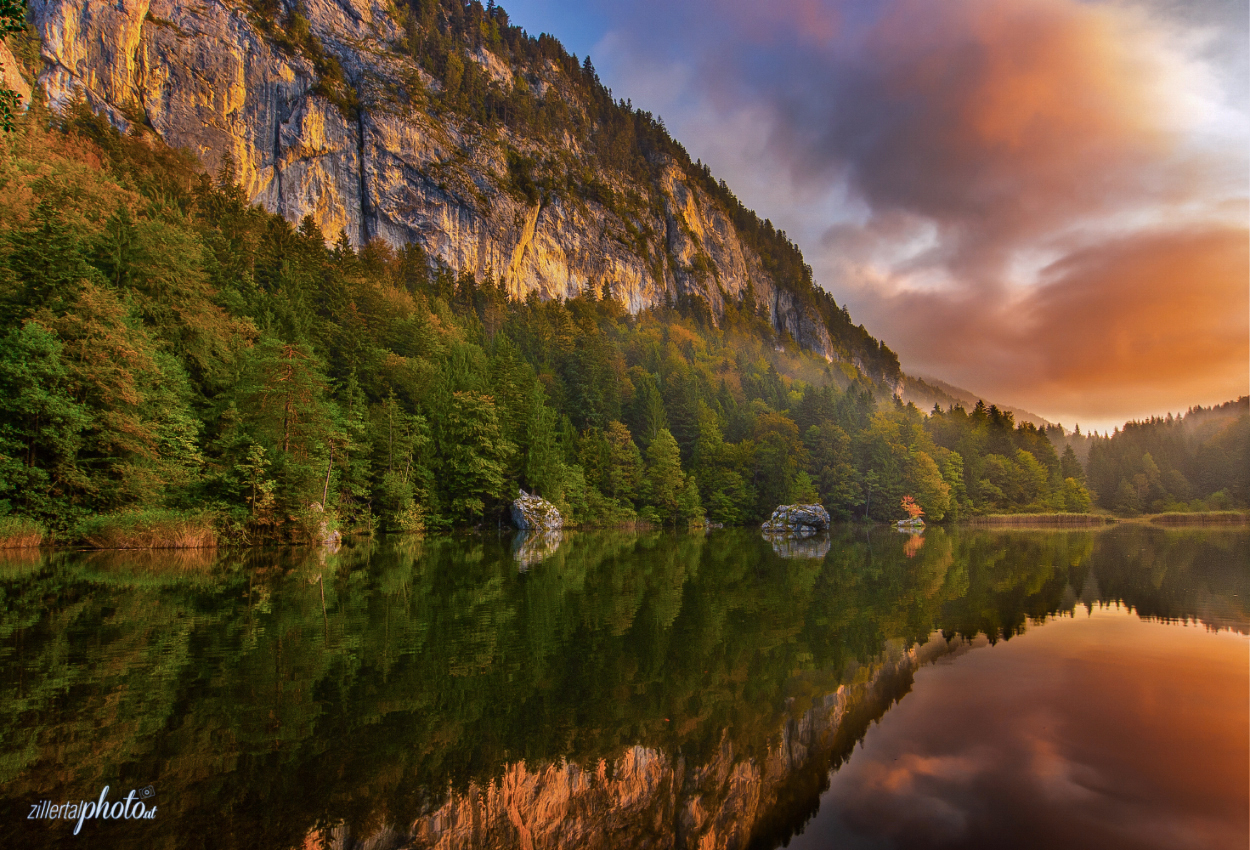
[1,526,1246,849]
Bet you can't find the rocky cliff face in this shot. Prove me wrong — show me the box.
[26,0,842,360]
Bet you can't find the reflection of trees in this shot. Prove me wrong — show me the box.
[0,527,1244,848]
[1089,527,1250,632]
[937,531,1098,643]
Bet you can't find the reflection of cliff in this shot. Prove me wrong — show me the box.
[307,643,946,850]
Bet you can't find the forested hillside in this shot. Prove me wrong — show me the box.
[0,104,1122,543]
[1084,400,1249,514]
[21,0,903,383]
[0,4,1245,545]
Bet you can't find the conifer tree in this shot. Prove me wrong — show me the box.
[604,420,643,505]
[0,321,89,525]
[644,428,684,524]
[440,391,514,521]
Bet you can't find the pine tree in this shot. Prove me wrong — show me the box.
[630,375,668,450]
[644,428,684,524]
[604,420,643,504]
[0,321,89,526]
[1060,444,1085,483]
[440,391,514,521]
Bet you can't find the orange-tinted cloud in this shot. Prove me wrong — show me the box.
[847,225,1249,425]
[1026,227,1249,418]
[592,0,1248,425]
[814,0,1176,230]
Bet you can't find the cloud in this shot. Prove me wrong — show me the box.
[1025,227,1249,417]
[849,226,1249,425]
[588,0,1248,425]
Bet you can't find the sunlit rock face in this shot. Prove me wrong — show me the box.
[27,0,838,359]
[511,492,563,532]
[0,41,30,105]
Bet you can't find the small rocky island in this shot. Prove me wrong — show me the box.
[761,504,831,536]
[510,490,563,531]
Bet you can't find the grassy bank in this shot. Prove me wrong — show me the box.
[0,516,47,548]
[1146,511,1250,526]
[74,510,219,549]
[962,513,1118,527]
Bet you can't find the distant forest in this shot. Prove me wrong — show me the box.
[0,4,1246,544]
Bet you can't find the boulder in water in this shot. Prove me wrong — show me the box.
[511,491,563,531]
[761,504,831,536]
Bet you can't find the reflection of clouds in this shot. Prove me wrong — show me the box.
[796,610,1249,849]
[877,752,991,790]
[845,750,990,843]
[1024,730,1102,805]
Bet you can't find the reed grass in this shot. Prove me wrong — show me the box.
[75,509,219,549]
[963,513,1117,527]
[0,516,47,548]
[1147,511,1250,526]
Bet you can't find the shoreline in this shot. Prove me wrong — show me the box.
[4,510,1248,552]
[958,510,1249,528]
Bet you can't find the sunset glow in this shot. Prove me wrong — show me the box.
[512,0,1249,428]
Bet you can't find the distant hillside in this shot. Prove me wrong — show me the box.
[901,375,1052,429]
[1084,397,1248,513]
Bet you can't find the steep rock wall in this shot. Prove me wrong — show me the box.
[27,0,838,359]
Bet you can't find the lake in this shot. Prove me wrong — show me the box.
[1,525,1246,849]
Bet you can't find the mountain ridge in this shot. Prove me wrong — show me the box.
[901,374,1054,429]
[22,0,903,386]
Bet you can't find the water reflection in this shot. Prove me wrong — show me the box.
[0,526,1245,849]
[788,606,1249,850]
[512,529,564,569]
[767,534,832,560]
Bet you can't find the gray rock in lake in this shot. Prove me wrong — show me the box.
[511,491,563,531]
[761,504,831,536]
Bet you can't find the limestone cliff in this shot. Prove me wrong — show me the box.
[24,0,900,379]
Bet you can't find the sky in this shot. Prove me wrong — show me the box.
[503,0,1248,432]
